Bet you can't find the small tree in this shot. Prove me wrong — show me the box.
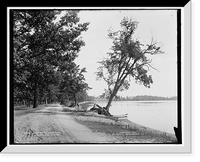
[96,17,164,112]
[59,64,90,106]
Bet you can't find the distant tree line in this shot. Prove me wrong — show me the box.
[133,95,176,101]
[98,95,177,101]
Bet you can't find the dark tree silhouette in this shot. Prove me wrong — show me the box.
[13,10,89,108]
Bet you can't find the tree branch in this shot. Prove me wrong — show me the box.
[117,57,132,83]
[146,63,160,72]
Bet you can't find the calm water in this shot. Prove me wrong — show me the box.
[90,100,177,134]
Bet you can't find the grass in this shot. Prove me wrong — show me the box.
[70,111,178,144]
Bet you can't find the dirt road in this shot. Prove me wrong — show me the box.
[14,104,117,143]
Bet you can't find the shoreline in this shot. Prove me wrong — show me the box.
[62,106,178,143]
[79,101,175,135]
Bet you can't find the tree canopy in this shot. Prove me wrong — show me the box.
[96,17,164,111]
[13,10,90,108]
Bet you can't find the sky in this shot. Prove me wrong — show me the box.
[74,10,177,97]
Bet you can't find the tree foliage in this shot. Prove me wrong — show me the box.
[96,17,164,111]
[59,64,91,106]
[13,10,90,107]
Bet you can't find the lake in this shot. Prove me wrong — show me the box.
[89,100,177,134]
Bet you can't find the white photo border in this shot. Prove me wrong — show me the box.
[3,2,191,153]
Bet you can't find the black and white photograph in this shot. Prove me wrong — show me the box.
[4,3,192,154]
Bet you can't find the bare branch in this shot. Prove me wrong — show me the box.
[146,63,160,72]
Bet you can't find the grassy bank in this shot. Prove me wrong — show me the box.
[62,106,178,144]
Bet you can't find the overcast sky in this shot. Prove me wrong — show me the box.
[75,10,177,97]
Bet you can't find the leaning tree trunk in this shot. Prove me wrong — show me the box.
[105,93,115,112]
[33,78,38,108]
[105,86,120,112]
[105,83,123,112]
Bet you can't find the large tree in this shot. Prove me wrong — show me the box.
[96,17,164,112]
[13,10,89,108]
